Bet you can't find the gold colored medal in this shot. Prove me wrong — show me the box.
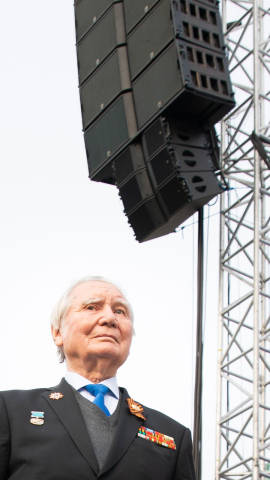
[30,417,44,426]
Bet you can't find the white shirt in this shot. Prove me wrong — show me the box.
[65,371,119,414]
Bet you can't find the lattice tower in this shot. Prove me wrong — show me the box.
[216,0,270,479]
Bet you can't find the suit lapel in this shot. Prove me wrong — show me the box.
[99,388,145,476]
[42,378,99,475]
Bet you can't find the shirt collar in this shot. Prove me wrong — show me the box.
[65,371,119,399]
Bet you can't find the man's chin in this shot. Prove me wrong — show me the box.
[89,343,119,358]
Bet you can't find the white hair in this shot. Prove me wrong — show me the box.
[50,276,134,363]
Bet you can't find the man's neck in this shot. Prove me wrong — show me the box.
[65,371,119,400]
[66,360,117,383]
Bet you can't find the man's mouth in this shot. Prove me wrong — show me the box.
[94,334,119,343]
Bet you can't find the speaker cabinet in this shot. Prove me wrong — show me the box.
[80,46,131,130]
[123,165,222,242]
[77,4,126,85]
[176,169,221,200]
[127,0,174,80]
[123,0,160,33]
[127,0,234,130]
[119,169,154,214]
[74,0,233,242]
[147,147,176,188]
[75,0,119,42]
[132,39,233,129]
[75,0,234,182]
[116,116,223,242]
[84,94,137,175]
[175,0,225,52]
[114,144,146,185]
[143,117,220,170]
[133,44,183,129]
[128,198,166,241]
[147,145,215,191]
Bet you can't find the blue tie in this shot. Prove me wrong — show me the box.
[85,384,111,416]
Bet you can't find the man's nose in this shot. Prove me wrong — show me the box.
[98,305,118,327]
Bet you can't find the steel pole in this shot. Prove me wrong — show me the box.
[216,123,226,480]
[193,207,204,480]
[253,0,260,477]
[216,1,227,477]
[259,0,266,469]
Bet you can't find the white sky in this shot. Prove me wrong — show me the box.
[0,1,221,478]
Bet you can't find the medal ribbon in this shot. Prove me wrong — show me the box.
[127,398,146,420]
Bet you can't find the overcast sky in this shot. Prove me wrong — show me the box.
[0,2,221,478]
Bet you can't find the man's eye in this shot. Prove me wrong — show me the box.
[115,309,125,315]
[87,306,95,310]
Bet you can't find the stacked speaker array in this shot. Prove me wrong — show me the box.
[75,0,235,241]
[114,118,222,241]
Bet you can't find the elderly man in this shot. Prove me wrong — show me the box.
[0,277,196,480]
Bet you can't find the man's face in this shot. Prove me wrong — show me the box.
[54,281,133,373]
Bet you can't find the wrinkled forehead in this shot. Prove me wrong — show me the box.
[64,280,133,324]
[69,281,127,305]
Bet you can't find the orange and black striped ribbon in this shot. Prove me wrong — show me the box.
[127,398,146,420]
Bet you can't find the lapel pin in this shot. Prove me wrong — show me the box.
[30,411,44,426]
[127,398,146,420]
[138,426,177,450]
[49,392,64,400]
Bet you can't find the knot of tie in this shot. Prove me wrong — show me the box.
[85,384,111,416]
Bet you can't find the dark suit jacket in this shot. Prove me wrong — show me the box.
[0,378,196,480]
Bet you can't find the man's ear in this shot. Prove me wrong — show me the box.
[51,325,63,347]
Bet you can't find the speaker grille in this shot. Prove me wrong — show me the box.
[80,47,131,130]
[123,0,160,33]
[80,50,122,129]
[148,147,175,188]
[128,198,165,242]
[114,144,145,185]
[77,6,123,85]
[133,43,183,128]
[75,0,113,42]
[129,203,156,240]
[85,96,130,174]
[127,0,174,79]
[119,169,154,213]
[158,176,190,216]
[142,117,168,158]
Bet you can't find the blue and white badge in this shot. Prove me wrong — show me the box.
[30,411,44,426]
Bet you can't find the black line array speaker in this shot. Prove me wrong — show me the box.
[114,116,223,242]
[74,0,234,241]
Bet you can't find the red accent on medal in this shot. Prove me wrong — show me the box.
[49,392,64,400]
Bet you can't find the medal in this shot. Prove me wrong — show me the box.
[30,411,44,426]
[138,427,177,450]
[49,392,64,400]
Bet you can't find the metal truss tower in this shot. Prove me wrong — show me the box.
[216,0,270,478]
